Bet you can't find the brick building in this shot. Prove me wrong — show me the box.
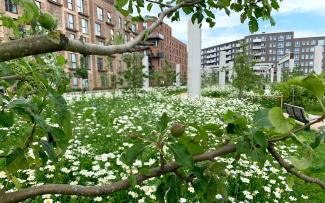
[138,21,188,84]
[0,0,188,89]
[202,31,325,75]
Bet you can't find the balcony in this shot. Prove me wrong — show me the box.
[148,52,164,58]
[253,46,262,50]
[254,52,262,56]
[253,39,262,43]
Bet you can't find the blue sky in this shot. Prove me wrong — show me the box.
[162,0,325,48]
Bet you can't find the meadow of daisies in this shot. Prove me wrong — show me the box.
[0,87,321,202]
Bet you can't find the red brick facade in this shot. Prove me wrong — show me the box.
[0,0,187,89]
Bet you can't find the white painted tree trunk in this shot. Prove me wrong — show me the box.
[142,55,149,90]
[314,46,323,74]
[187,20,201,97]
[270,68,274,83]
[277,66,282,83]
[219,51,226,89]
[176,64,181,87]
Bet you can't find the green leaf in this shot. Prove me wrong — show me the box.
[147,3,153,12]
[5,148,28,173]
[236,141,251,154]
[271,0,280,10]
[40,140,58,162]
[289,145,313,170]
[128,175,137,188]
[248,17,259,33]
[254,109,273,129]
[56,55,66,66]
[0,110,14,127]
[289,74,325,99]
[182,6,194,14]
[253,131,268,149]
[310,129,325,149]
[170,143,193,168]
[268,107,293,134]
[157,112,169,132]
[122,143,147,165]
[220,0,231,7]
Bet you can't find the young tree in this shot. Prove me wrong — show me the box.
[2,1,325,203]
[232,44,262,98]
[122,53,145,96]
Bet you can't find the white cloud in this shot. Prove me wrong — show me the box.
[278,0,325,15]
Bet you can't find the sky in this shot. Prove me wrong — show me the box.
[158,0,325,48]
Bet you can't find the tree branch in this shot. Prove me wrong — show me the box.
[146,0,172,7]
[268,144,325,190]
[0,0,198,62]
[0,75,23,81]
[0,144,236,203]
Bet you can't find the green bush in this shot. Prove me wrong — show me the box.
[272,82,318,108]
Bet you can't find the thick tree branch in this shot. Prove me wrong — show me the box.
[1,144,236,203]
[0,0,198,62]
[0,75,23,81]
[268,144,325,190]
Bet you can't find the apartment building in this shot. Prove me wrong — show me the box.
[0,0,188,89]
[138,21,188,84]
[202,31,325,75]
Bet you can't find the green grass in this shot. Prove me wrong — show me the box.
[294,130,325,202]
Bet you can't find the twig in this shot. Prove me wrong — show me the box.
[268,144,325,190]
[146,0,172,7]
[269,113,325,143]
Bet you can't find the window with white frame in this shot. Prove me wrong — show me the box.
[81,19,88,34]
[72,77,78,87]
[77,0,84,13]
[35,0,41,8]
[5,0,17,13]
[67,14,74,29]
[67,0,73,10]
[318,40,325,46]
[69,53,77,69]
[97,7,103,20]
[95,23,101,36]
[107,12,112,23]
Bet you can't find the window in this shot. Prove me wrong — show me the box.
[285,49,290,54]
[69,53,77,69]
[286,41,292,46]
[5,0,17,13]
[107,12,112,24]
[118,17,122,28]
[143,22,147,29]
[81,19,88,34]
[35,0,41,8]
[72,77,78,87]
[310,47,315,52]
[294,48,299,54]
[278,42,284,48]
[97,7,103,20]
[67,0,73,10]
[311,40,316,45]
[309,61,314,66]
[97,57,104,70]
[294,54,299,60]
[95,23,101,36]
[277,49,284,55]
[278,35,284,41]
[77,0,84,13]
[310,54,314,59]
[318,40,325,46]
[69,33,75,39]
[131,24,136,32]
[110,29,114,40]
[294,41,300,47]
[286,35,292,40]
[67,14,74,29]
